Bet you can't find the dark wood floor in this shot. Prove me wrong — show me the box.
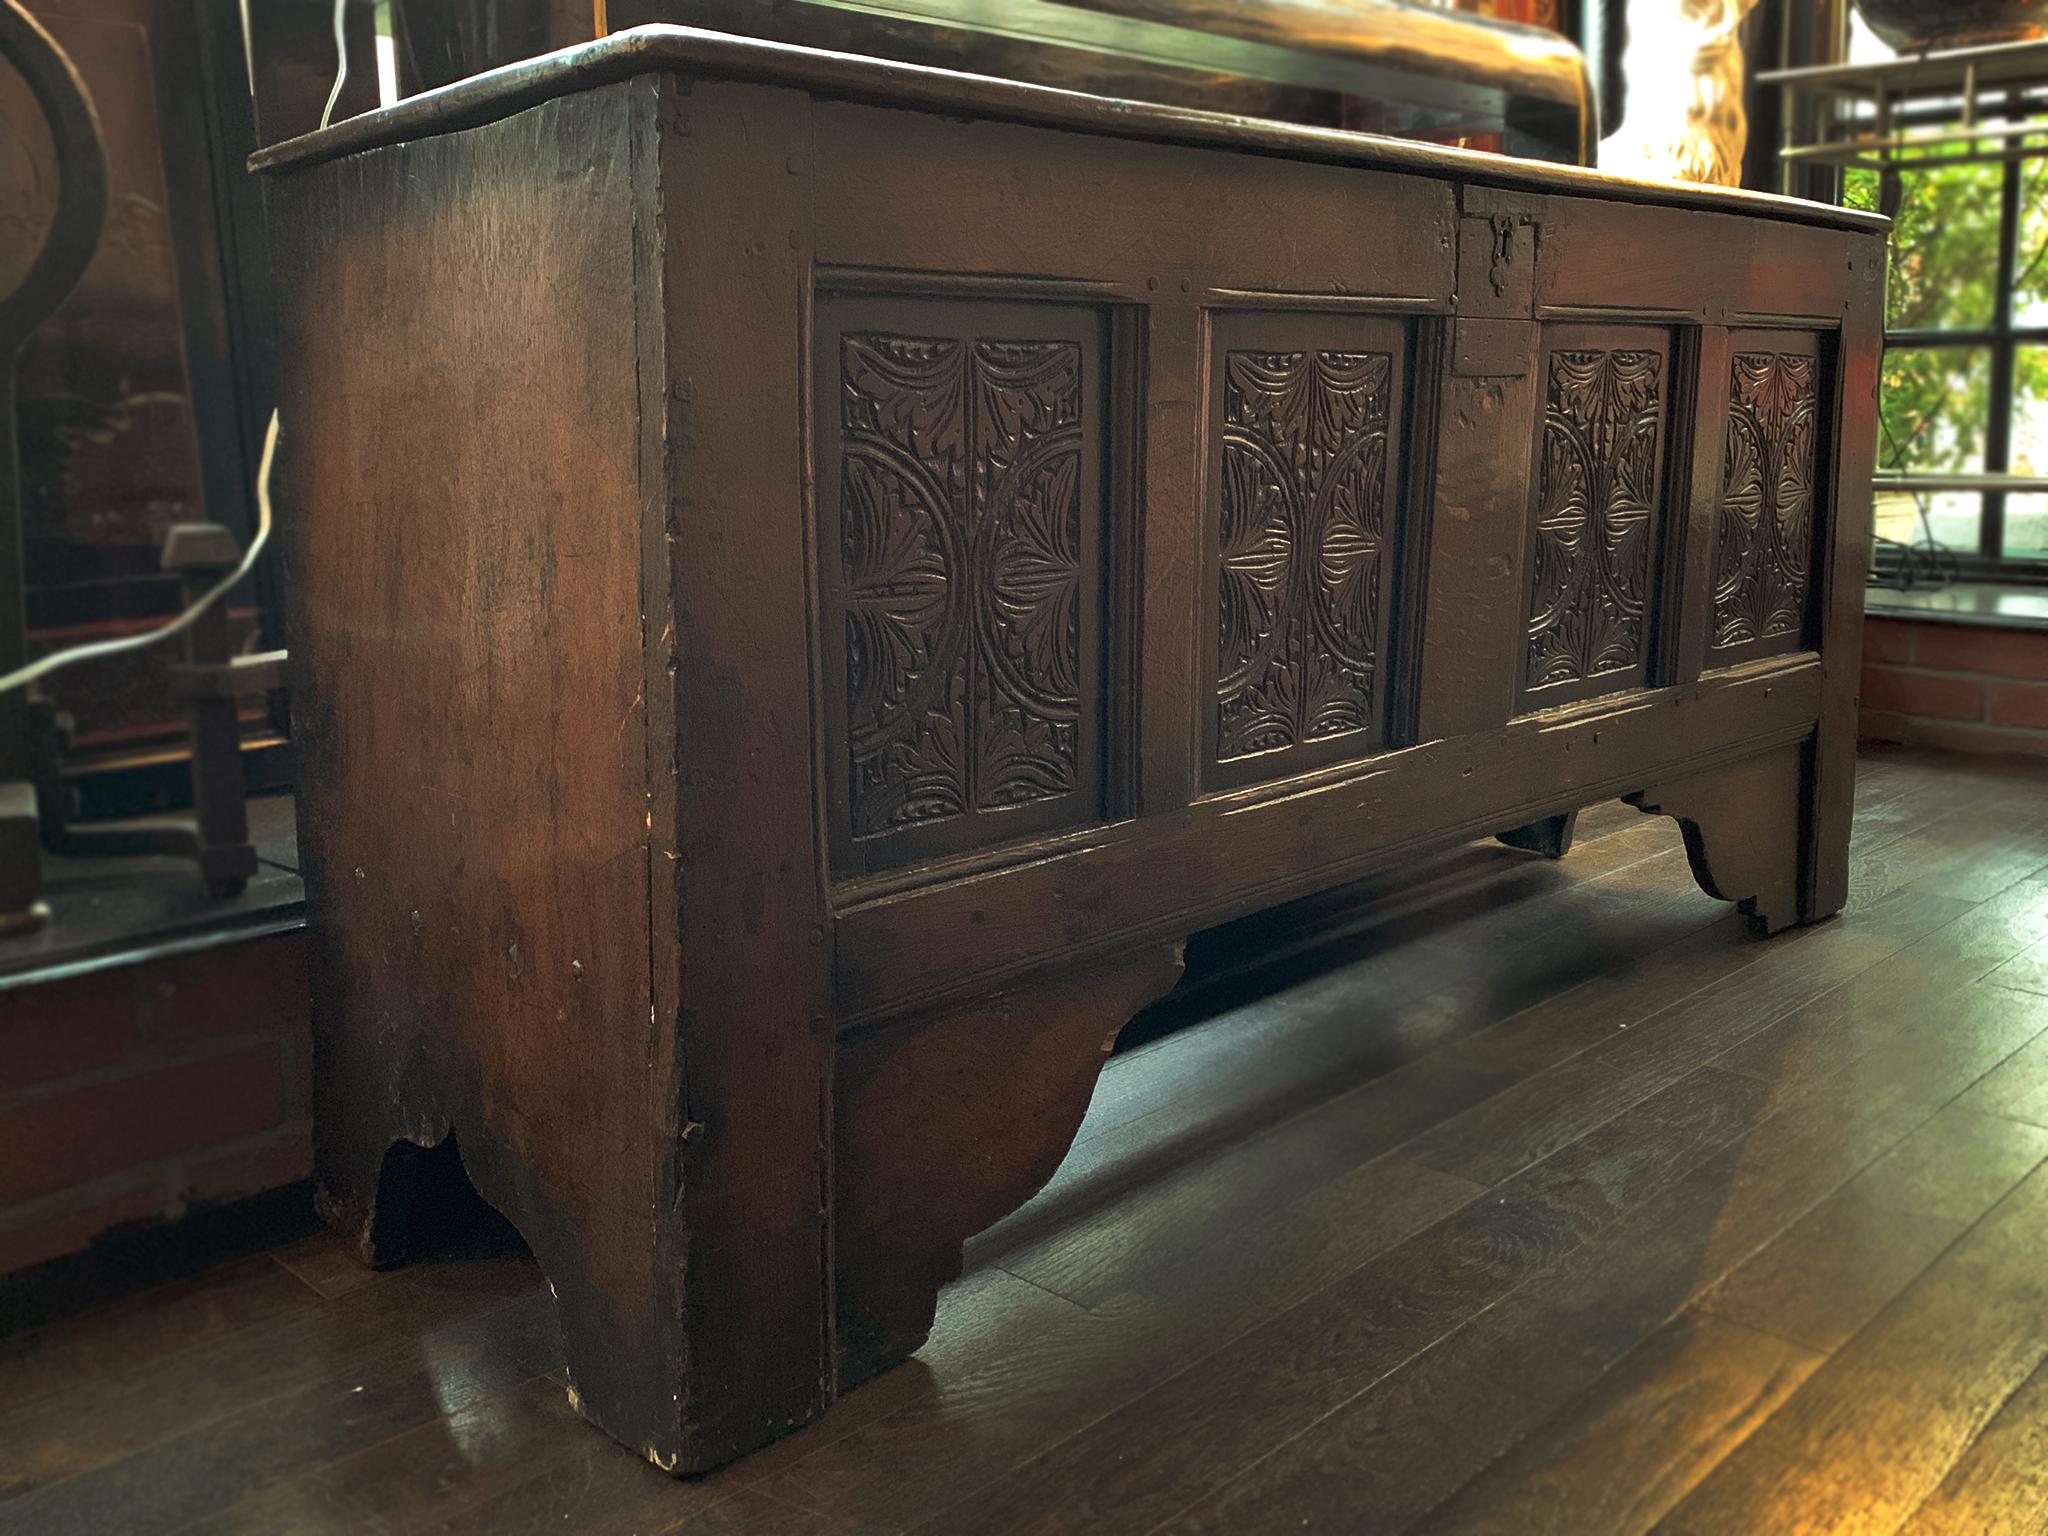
[4,746,2048,1535]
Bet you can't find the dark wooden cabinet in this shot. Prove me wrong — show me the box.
[256,27,1886,1474]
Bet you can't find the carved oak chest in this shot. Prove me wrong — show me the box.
[256,27,1886,1473]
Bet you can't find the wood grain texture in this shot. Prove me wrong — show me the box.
[1632,743,1808,934]
[1155,914,2048,1536]
[1803,248,1884,929]
[1144,1066,1787,1536]
[1496,968,2048,1368]
[1986,935,2048,1002]
[268,77,694,1463]
[657,77,836,1468]
[1656,1164,2048,1536]
[1899,1359,2048,1536]
[833,944,1184,1382]
[1401,1314,1823,1536]
[1696,1106,2048,1355]
[246,26,1883,251]
[256,30,1888,1475]
[1409,881,1969,1188]
[11,753,2048,1532]
[935,1061,1788,1536]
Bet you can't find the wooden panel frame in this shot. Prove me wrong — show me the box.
[832,654,1829,1020]
[808,100,1459,301]
[1533,198,1865,323]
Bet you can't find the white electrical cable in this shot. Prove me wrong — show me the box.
[0,409,277,698]
[319,0,349,131]
[237,0,256,100]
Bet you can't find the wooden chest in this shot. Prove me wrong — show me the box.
[256,28,1886,1473]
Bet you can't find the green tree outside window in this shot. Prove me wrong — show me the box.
[1847,161,2048,559]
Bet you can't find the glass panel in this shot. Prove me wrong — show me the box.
[1845,164,2005,333]
[1872,487,1923,549]
[1879,346,1990,472]
[2012,345,2048,479]
[1875,491,1982,560]
[1925,491,1987,552]
[1875,489,1982,557]
[2010,161,2048,329]
[1925,491,1985,553]
[2003,494,2048,559]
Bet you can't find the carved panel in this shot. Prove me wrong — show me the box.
[1522,327,1672,707]
[1712,334,1822,661]
[1206,314,1407,785]
[818,299,1105,874]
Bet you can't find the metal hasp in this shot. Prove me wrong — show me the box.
[635,0,1597,163]
[0,0,107,936]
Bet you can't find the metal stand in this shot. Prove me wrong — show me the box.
[1763,39,2048,188]
[30,525,284,899]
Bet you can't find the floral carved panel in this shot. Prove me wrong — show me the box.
[1523,330,1671,706]
[820,300,1104,873]
[1206,315,1407,785]
[1712,337,1821,659]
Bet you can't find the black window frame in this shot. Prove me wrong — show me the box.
[1865,99,2048,581]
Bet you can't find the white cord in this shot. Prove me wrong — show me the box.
[0,410,278,697]
[237,0,256,100]
[319,0,349,131]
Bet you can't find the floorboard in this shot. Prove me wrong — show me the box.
[1654,1163,2048,1536]
[1398,1313,1822,1536]
[3,748,2046,1536]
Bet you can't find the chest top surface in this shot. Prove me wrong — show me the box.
[250,22,1882,241]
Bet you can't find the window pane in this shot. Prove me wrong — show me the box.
[1926,491,1985,552]
[2004,494,2048,559]
[1875,488,1984,553]
[2012,345,2048,478]
[2007,346,2048,557]
[1879,346,1990,471]
[1873,487,1920,548]
[2011,162,2048,328]
[1845,164,2005,332]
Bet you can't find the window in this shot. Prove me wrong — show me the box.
[1841,17,2048,574]
[1848,158,2048,568]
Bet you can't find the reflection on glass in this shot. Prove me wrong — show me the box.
[1872,489,1986,552]
[1889,490,1989,553]
[1846,165,2007,333]
[1879,347,1989,472]
[1872,488,1923,548]
[2005,494,2048,559]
